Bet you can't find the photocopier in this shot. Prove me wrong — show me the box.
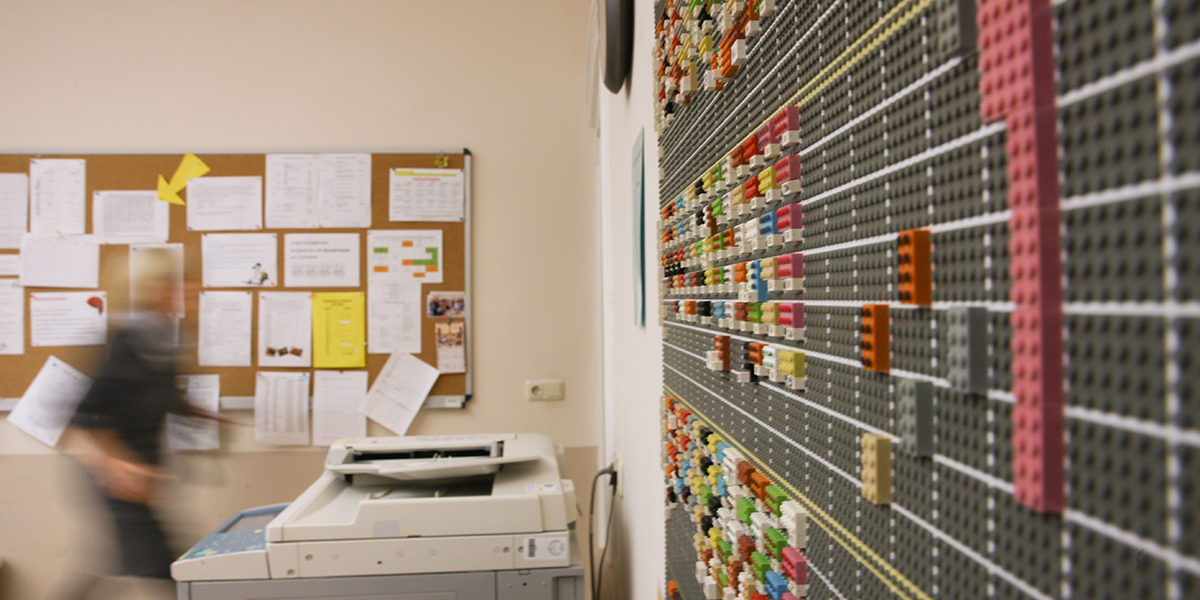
[173,433,584,600]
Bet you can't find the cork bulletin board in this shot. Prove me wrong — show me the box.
[0,150,472,409]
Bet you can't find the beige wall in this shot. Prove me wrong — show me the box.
[0,1,601,597]
[597,0,667,596]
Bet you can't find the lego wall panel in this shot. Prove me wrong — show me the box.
[657,0,1200,598]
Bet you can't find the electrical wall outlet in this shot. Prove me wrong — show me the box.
[526,379,565,401]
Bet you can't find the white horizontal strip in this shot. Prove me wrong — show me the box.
[1063,508,1200,577]
[1064,405,1200,449]
[890,503,1056,600]
[926,210,1012,233]
[1063,301,1200,318]
[800,123,1007,208]
[800,58,964,157]
[663,341,706,361]
[661,298,1016,312]
[759,380,896,441]
[1058,38,1200,108]
[665,362,862,486]
[802,232,898,256]
[932,454,1016,494]
[1060,172,1200,212]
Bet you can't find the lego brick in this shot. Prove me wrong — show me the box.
[861,304,890,372]
[945,306,989,394]
[860,433,892,505]
[897,229,932,305]
[897,379,934,457]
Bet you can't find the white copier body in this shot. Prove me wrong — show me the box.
[173,433,582,600]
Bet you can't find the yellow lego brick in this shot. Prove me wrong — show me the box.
[860,433,892,505]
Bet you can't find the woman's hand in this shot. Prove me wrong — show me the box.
[94,455,164,504]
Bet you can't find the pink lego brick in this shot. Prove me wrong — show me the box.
[774,155,801,183]
[776,204,802,230]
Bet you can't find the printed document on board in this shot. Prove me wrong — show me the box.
[29,292,108,347]
[29,159,86,235]
[364,352,439,436]
[20,234,100,288]
[254,371,310,446]
[186,176,263,231]
[258,292,313,367]
[0,280,24,354]
[198,291,252,367]
[93,191,169,244]
[0,173,29,248]
[6,356,92,447]
[167,374,220,451]
[312,370,367,446]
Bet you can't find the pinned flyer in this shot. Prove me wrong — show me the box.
[157,152,211,205]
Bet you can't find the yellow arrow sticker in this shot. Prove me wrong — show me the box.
[156,152,211,204]
[157,175,185,205]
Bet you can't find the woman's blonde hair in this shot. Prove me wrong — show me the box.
[130,247,183,312]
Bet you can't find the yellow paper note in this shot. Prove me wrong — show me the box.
[157,152,211,204]
[313,292,365,368]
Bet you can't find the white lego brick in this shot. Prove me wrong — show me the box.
[781,278,805,292]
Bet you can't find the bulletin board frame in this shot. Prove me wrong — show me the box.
[0,149,473,412]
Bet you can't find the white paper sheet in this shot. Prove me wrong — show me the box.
[254,371,310,446]
[363,353,438,436]
[312,370,367,446]
[186,176,263,231]
[317,154,372,228]
[6,356,92,447]
[129,244,185,317]
[265,154,319,229]
[202,233,278,287]
[167,374,220,451]
[258,292,312,367]
[198,291,252,366]
[367,280,422,354]
[388,168,464,222]
[0,173,29,248]
[0,254,18,276]
[20,234,100,288]
[30,292,107,347]
[29,159,86,235]
[366,229,443,284]
[283,233,360,288]
[0,280,24,354]
[93,191,169,244]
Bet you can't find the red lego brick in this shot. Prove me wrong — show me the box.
[742,137,759,162]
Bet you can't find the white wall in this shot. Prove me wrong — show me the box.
[0,2,602,598]
[597,0,666,596]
